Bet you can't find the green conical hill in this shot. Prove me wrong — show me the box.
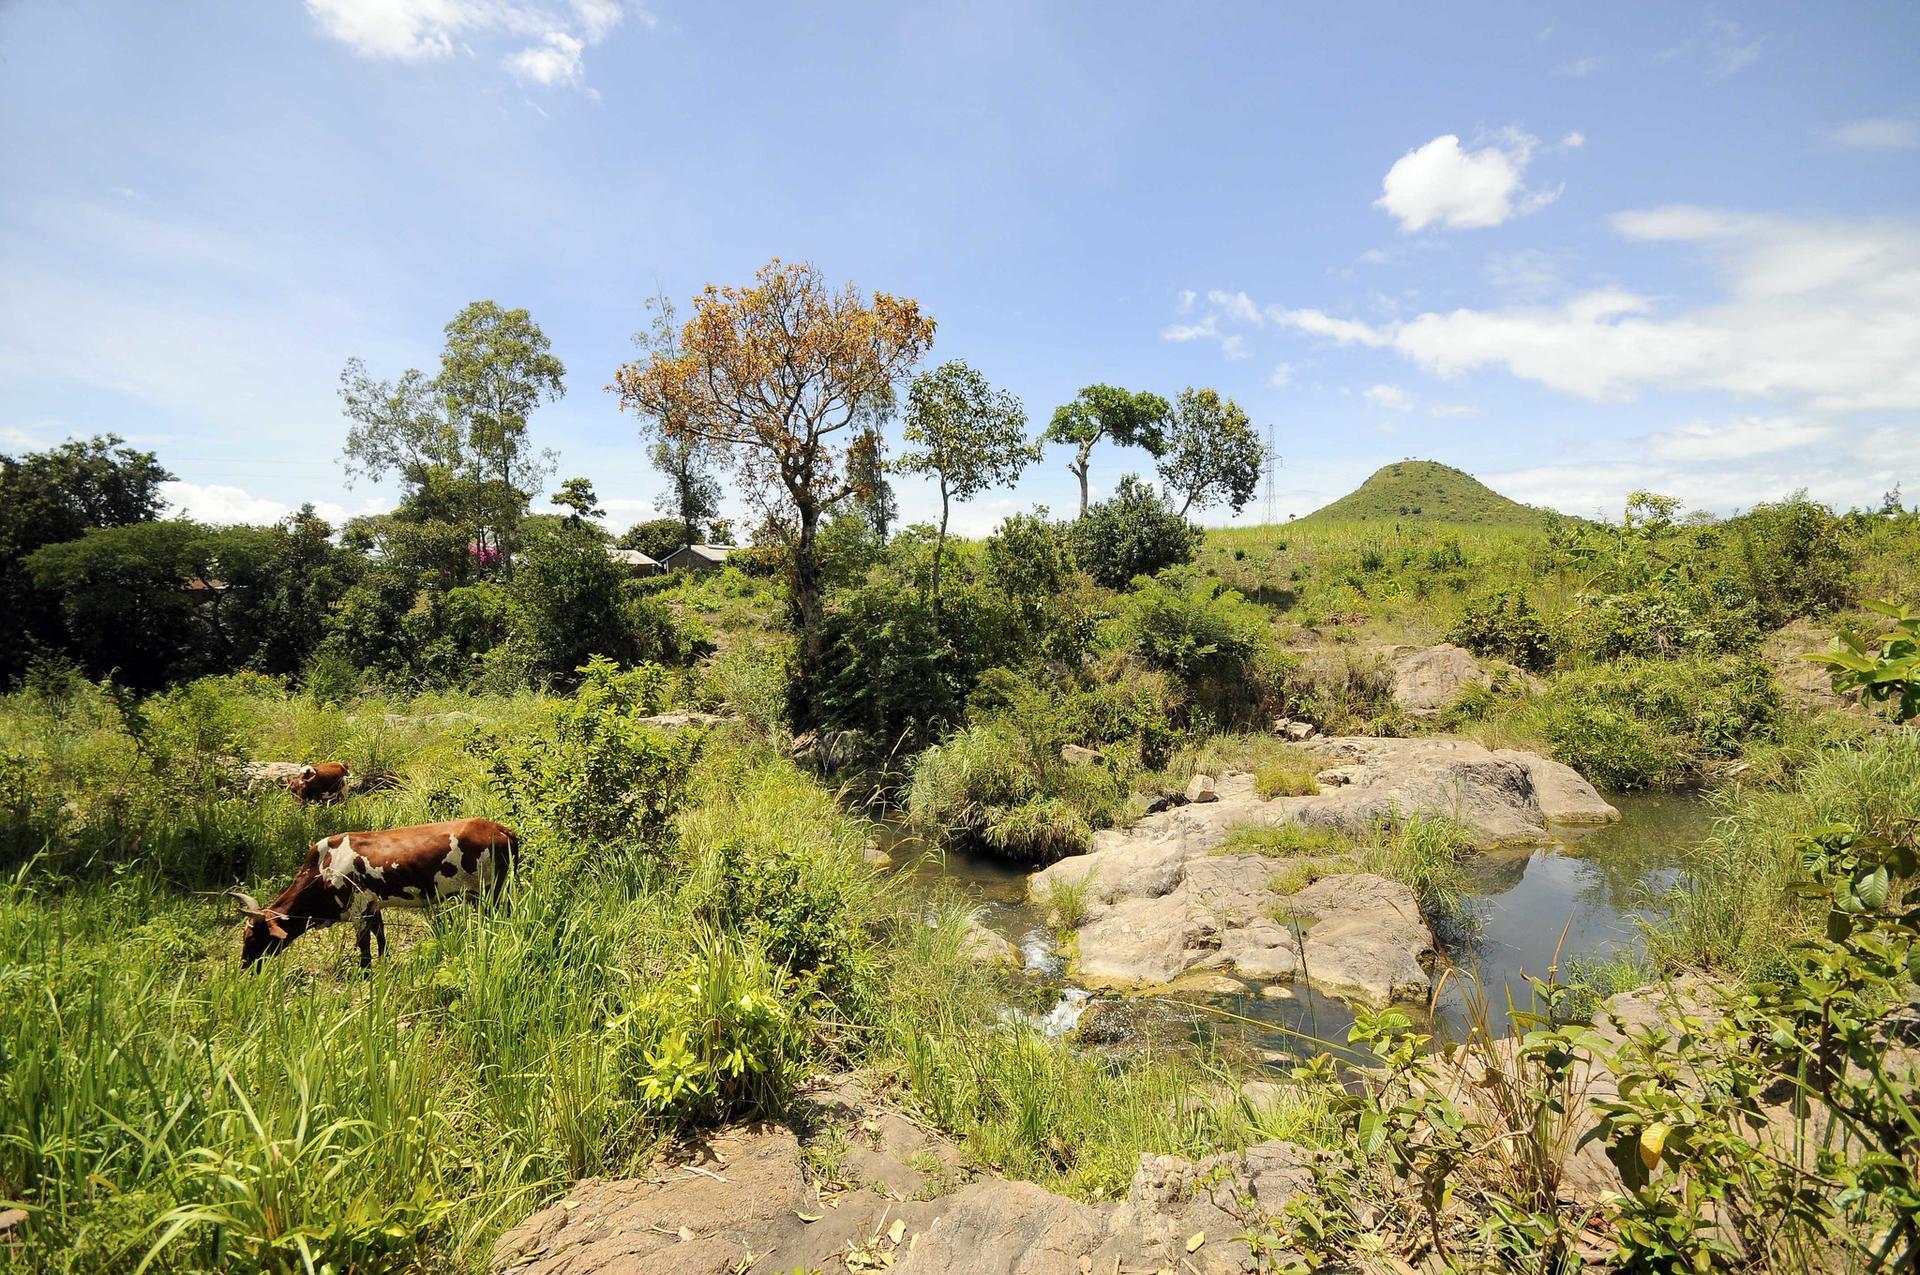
[1302,460,1551,526]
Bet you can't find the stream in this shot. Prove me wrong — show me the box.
[885,792,1717,1064]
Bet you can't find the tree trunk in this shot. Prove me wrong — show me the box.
[788,495,825,729]
[931,481,950,616]
[1073,452,1091,517]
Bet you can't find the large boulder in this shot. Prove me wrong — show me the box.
[1388,643,1491,717]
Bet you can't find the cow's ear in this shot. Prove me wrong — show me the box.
[265,916,290,940]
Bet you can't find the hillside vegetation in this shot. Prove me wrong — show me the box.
[1301,459,1554,526]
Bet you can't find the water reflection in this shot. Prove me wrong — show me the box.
[880,791,1716,1062]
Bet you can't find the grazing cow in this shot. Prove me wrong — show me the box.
[235,817,517,968]
[287,761,351,805]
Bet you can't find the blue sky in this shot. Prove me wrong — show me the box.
[2,2,1916,535]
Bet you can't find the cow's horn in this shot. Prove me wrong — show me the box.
[230,889,262,914]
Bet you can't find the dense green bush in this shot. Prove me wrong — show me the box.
[473,657,698,851]
[1528,655,1779,790]
[906,707,1126,863]
[1447,590,1555,671]
[1067,475,1202,588]
[1117,567,1275,726]
[811,581,1022,757]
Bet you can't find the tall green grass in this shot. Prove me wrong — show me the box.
[1646,731,1920,978]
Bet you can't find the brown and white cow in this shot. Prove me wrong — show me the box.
[235,817,517,968]
[287,761,351,805]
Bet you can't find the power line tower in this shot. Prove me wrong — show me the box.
[1263,424,1281,526]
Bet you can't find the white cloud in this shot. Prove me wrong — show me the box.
[1826,117,1919,151]
[160,481,291,526]
[306,0,630,85]
[1270,211,1920,412]
[1161,316,1218,342]
[1207,289,1264,326]
[1269,306,1388,347]
[1427,403,1482,419]
[1363,383,1416,412]
[1484,430,1912,519]
[1647,416,1834,461]
[1374,129,1562,232]
[1267,363,1295,389]
[507,32,585,85]
[1556,57,1602,78]
[1560,131,1586,149]
[1176,289,1197,314]
[1220,334,1251,360]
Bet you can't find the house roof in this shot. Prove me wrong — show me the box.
[606,547,661,567]
[666,543,735,564]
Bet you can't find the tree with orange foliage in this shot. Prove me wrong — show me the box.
[610,259,935,722]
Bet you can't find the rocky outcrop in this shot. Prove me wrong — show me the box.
[1302,736,1617,844]
[493,1076,1312,1275]
[1027,738,1613,1006]
[1388,643,1490,717]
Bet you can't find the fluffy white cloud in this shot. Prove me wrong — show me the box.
[306,0,631,85]
[1556,57,1602,79]
[160,481,365,528]
[1648,416,1834,461]
[507,32,585,85]
[1374,130,1561,232]
[1427,403,1482,419]
[1220,334,1251,360]
[1271,210,1920,412]
[1267,363,1294,389]
[1826,117,1918,150]
[1363,383,1415,412]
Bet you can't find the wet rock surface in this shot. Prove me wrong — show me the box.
[492,1075,1312,1275]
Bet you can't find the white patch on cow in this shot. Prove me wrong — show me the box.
[317,835,354,887]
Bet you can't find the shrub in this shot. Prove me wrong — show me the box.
[1528,655,1779,790]
[1118,568,1272,725]
[1067,475,1202,588]
[473,657,699,851]
[611,931,803,1130]
[1448,590,1555,671]
[983,796,1093,863]
[906,713,1123,864]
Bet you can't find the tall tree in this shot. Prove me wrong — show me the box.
[0,434,173,681]
[611,259,935,723]
[647,437,720,548]
[1043,384,1170,517]
[846,425,897,543]
[551,477,604,522]
[1157,387,1263,517]
[896,360,1034,611]
[339,301,564,573]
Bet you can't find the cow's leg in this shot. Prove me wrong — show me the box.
[355,911,384,967]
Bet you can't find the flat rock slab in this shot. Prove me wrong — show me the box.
[492,1080,1312,1275]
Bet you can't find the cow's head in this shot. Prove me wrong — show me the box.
[287,765,318,800]
[234,891,312,967]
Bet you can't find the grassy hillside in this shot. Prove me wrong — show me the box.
[1301,460,1553,526]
